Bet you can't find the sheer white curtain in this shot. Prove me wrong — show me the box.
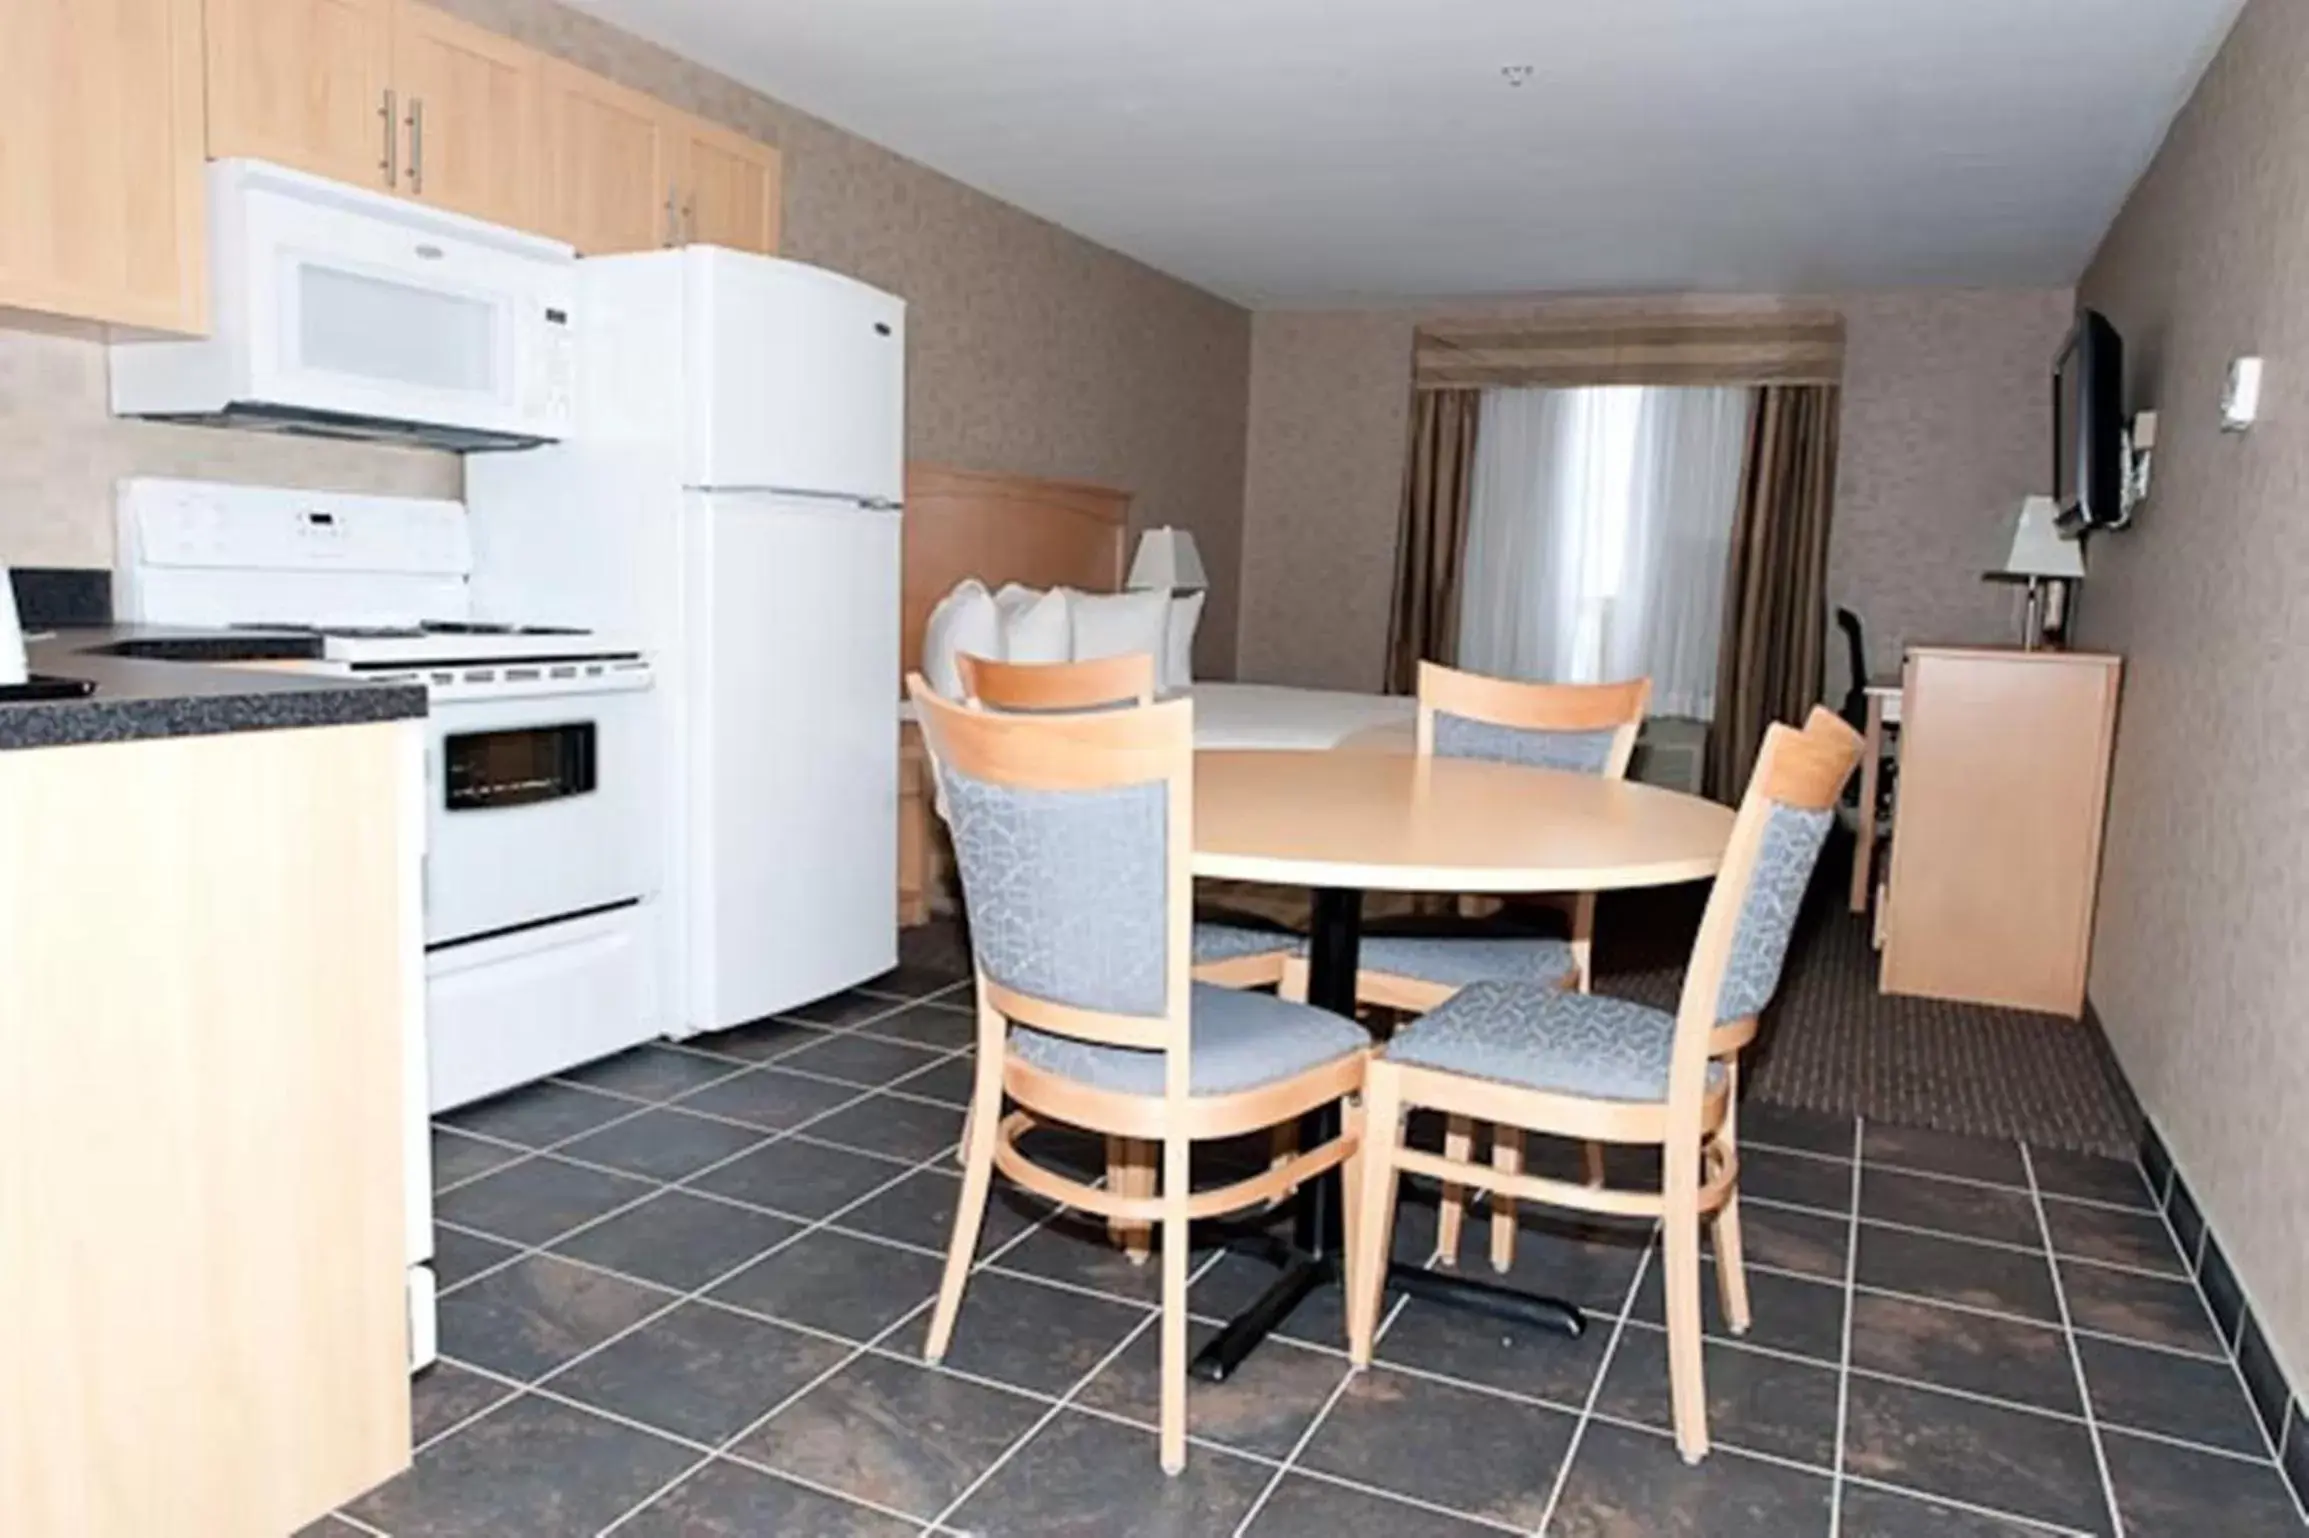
[1456,384,1752,720]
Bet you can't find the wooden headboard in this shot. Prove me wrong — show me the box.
[901,463,1133,679]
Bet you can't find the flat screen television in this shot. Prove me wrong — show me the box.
[2053,309,2126,531]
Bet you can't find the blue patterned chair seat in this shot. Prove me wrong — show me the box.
[1191,922,1302,965]
[1382,981,1723,1103]
[1357,934,1576,990]
[1011,983,1364,1097]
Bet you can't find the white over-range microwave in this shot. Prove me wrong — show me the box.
[111,159,577,451]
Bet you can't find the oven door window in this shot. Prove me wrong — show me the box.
[444,723,596,811]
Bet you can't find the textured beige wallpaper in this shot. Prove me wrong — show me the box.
[2077,0,2309,1390]
[1236,288,2074,692]
[0,327,460,567]
[0,0,1251,674]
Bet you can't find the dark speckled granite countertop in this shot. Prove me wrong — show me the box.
[0,626,427,751]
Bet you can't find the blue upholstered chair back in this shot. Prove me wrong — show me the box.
[1431,711,1620,775]
[941,766,1171,1018]
[1711,802,1834,1023]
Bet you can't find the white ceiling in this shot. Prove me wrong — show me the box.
[568,0,2244,306]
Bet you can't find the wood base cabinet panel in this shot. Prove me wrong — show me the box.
[0,724,415,1537]
[1879,648,2121,1018]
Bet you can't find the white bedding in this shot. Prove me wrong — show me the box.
[1183,681,1412,751]
[900,680,1413,752]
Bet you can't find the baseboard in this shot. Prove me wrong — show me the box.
[2137,1115,2309,1508]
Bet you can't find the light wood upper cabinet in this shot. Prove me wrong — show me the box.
[389,1,541,228]
[204,0,396,190]
[540,61,674,254]
[0,0,208,333]
[671,112,783,255]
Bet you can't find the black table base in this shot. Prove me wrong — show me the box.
[1189,886,1583,1383]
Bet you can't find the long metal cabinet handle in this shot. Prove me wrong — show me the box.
[407,98,426,194]
[380,88,397,186]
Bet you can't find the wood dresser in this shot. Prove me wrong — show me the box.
[1877,646,2122,1018]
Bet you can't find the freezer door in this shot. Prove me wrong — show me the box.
[683,491,900,1028]
[685,250,905,501]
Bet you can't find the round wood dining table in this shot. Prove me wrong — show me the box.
[1184,747,1737,1382]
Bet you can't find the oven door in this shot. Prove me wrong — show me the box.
[423,682,658,947]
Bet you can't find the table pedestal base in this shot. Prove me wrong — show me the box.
[1189,884,1587,1382]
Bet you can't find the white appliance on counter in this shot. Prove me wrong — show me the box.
[109,159,577,451]
[468,249,904,1036]
[115,478,664,1131]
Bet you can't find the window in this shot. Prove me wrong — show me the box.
[1456,384,1752,720]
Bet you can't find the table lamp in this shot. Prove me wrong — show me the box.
[1125,526,1209,594]
[1984,495,2086,650]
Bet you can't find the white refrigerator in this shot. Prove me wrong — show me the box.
[469,248,905,1035]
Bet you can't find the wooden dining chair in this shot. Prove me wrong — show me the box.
[1344,707,1861,1464]
[954,651,1304,1258]
[1279,662,1650,1270]
[909,675,1370,1473]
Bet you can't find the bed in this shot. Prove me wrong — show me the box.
[896,462,1410,920]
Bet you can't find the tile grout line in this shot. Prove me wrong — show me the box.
[1748,1136,2159,1216]
[433,1035,980,1301]
[585,1138,1109,1538]
[1227,1290,1415,1537]
[912,1246,1236,1538]
[1531,1226,1657,1535]
[431,985,964,1196]
[1828,1112,1864,1537]
[2021,1142,2127,1538]
[408,1129,974,1471]
[2145,1169,2309,1528]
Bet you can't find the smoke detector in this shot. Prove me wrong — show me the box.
[1500,64,1534,87]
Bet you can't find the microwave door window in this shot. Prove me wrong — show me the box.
[298,263,498,397]
[444,723,597,811]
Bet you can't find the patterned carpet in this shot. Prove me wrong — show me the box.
[909,834,2144,1159]
[1582,851,2144,1157]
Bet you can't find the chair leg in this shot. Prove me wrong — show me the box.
[1488,1128,1522,1274]
[1663,1145,1710,1464]
[1158,1132,1193,1475]
[1339,1094,1368,1283]
[1434,1114,1474,1267]
[926,1034,1003,1364]
[1713,1066,1752,1335]
[1278,954,1310,1003]
[1581,1140,1607,1188]
[1107,1137,1154,1264]
[1347,1068,1404,1367]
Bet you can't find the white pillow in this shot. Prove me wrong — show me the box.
[993,583,1072,665]
[920,579,1001,699]
[1162,591,1205,695]
[1067,588,1171,678]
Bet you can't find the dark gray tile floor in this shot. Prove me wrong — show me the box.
[316,958,2309,1537]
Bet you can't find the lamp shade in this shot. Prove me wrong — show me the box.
[1126,526,1209,591]
[2001,496,2086,580]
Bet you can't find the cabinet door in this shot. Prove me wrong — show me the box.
[671,114,782,254]
[0,0,207,332]
[205,0,396,190]
[391,0,542,229]
[541,61,675,254]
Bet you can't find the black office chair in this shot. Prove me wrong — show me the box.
[1835,607,1870,732]
[1834,606,1895,821]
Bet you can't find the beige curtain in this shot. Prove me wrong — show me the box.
[1708,384,1842,797]
[1383,389,1481,694]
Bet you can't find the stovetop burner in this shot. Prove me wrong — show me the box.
[231,620,594,639]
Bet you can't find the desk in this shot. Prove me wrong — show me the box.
[1186,749,1735,1379]
[1846,680,1903,913]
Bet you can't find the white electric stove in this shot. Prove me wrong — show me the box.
[115,477,671,1370]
